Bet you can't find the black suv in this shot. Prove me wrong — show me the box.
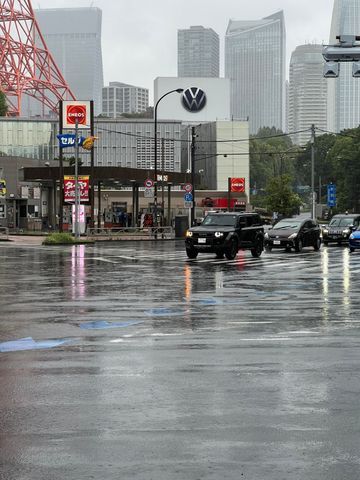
[185,212,264,259]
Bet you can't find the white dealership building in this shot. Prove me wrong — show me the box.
[154,77,250,196]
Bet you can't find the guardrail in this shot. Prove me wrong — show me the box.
[87,226,174,240]
[0,227,9,240]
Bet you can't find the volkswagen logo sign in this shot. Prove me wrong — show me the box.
[182,87,207,112]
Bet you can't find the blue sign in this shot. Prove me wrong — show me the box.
[184,192,193,202]
[327,183,337,208]
[57,134,85,149]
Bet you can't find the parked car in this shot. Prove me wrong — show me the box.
[185,212,264,260]
[349,227,360,252]
[264,218,321,253]
[322,214,360,245]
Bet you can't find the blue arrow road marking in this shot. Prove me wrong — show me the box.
[0,337,73,353]
[80,320,143,330]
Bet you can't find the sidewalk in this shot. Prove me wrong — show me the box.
[6,235,45,246]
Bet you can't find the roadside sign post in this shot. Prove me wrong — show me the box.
[184,189,193,227]
[74,119,80,239]
[327,183,336,208]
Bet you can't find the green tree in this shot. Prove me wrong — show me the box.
[326,127,360,211]
[266,174,302,217]
[0,90,8,116]
[294,133,337,201]
[250,128,295,194]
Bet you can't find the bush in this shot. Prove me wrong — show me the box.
[42,233,75,245]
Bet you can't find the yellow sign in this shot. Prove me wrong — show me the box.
[82,136,98,150]
[0,179,6,197]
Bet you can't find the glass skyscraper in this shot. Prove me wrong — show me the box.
[30,7,104,116]
[225,11,286,135]
[328,0,360,132]
[178,26,219,77]
[289,45,328,145]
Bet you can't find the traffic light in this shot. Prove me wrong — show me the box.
[323,45,360,62]
[353,62,360,77]
[322,35,360,78]
[323,61,340,78]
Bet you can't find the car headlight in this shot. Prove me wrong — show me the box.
[343,229,350,235]
[350,234,355,240]
[215,232,224,238]
[186,231,193,238]
[288,233,297,240]
[323,229,329,234]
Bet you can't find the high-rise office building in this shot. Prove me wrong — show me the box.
[328,0,360,132]
[225,11,286,134]
[289,44,328,145]
[102,83,149,118]
[31,7,104,116]
[178,26,219,77]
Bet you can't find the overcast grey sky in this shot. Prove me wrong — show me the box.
[38,0,334,99]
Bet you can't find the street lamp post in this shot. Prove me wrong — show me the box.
[154,88,183,227]
[311,124,316,219]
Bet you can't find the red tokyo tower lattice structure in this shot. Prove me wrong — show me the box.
[0,0,75,116]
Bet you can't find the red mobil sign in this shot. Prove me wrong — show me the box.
[64,176,90,202]
[62,100,91,129]
[230,177,245,193]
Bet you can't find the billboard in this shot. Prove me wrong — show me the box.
[154,77,230,123]
[62,100,92,130]
[64,176,90,202]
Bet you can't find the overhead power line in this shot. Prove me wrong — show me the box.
[96,125,311,145]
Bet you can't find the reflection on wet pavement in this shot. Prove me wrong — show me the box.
[1,241,360,479]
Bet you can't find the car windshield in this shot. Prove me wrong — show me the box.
[329,217,355,227]
[273,220,302,230]
[202,214,238,227]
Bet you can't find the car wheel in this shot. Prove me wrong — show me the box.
[251,237,263,258]
[314,237,321,251]
[225,238,238,260]
[295,238,303,253]
[215,252,224,259]
[350,247,355,253]
[186,247,198,259]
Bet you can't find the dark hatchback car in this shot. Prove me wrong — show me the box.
[185,212,264,260]
[264,218,321,253]
[322,214,360,245]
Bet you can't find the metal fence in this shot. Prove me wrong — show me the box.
[87,226,174,240]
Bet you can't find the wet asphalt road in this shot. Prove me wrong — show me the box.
[1,241,360,479]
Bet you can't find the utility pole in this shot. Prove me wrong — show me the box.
[74,119,80,239]
[311,124,316,219]
[191,126,196,226]
[161,138,165,226]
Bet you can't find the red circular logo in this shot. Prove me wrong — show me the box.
[144,178,154,188]
[230,178,245,193]
[183,183,193,193]
[66,105,87,125]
